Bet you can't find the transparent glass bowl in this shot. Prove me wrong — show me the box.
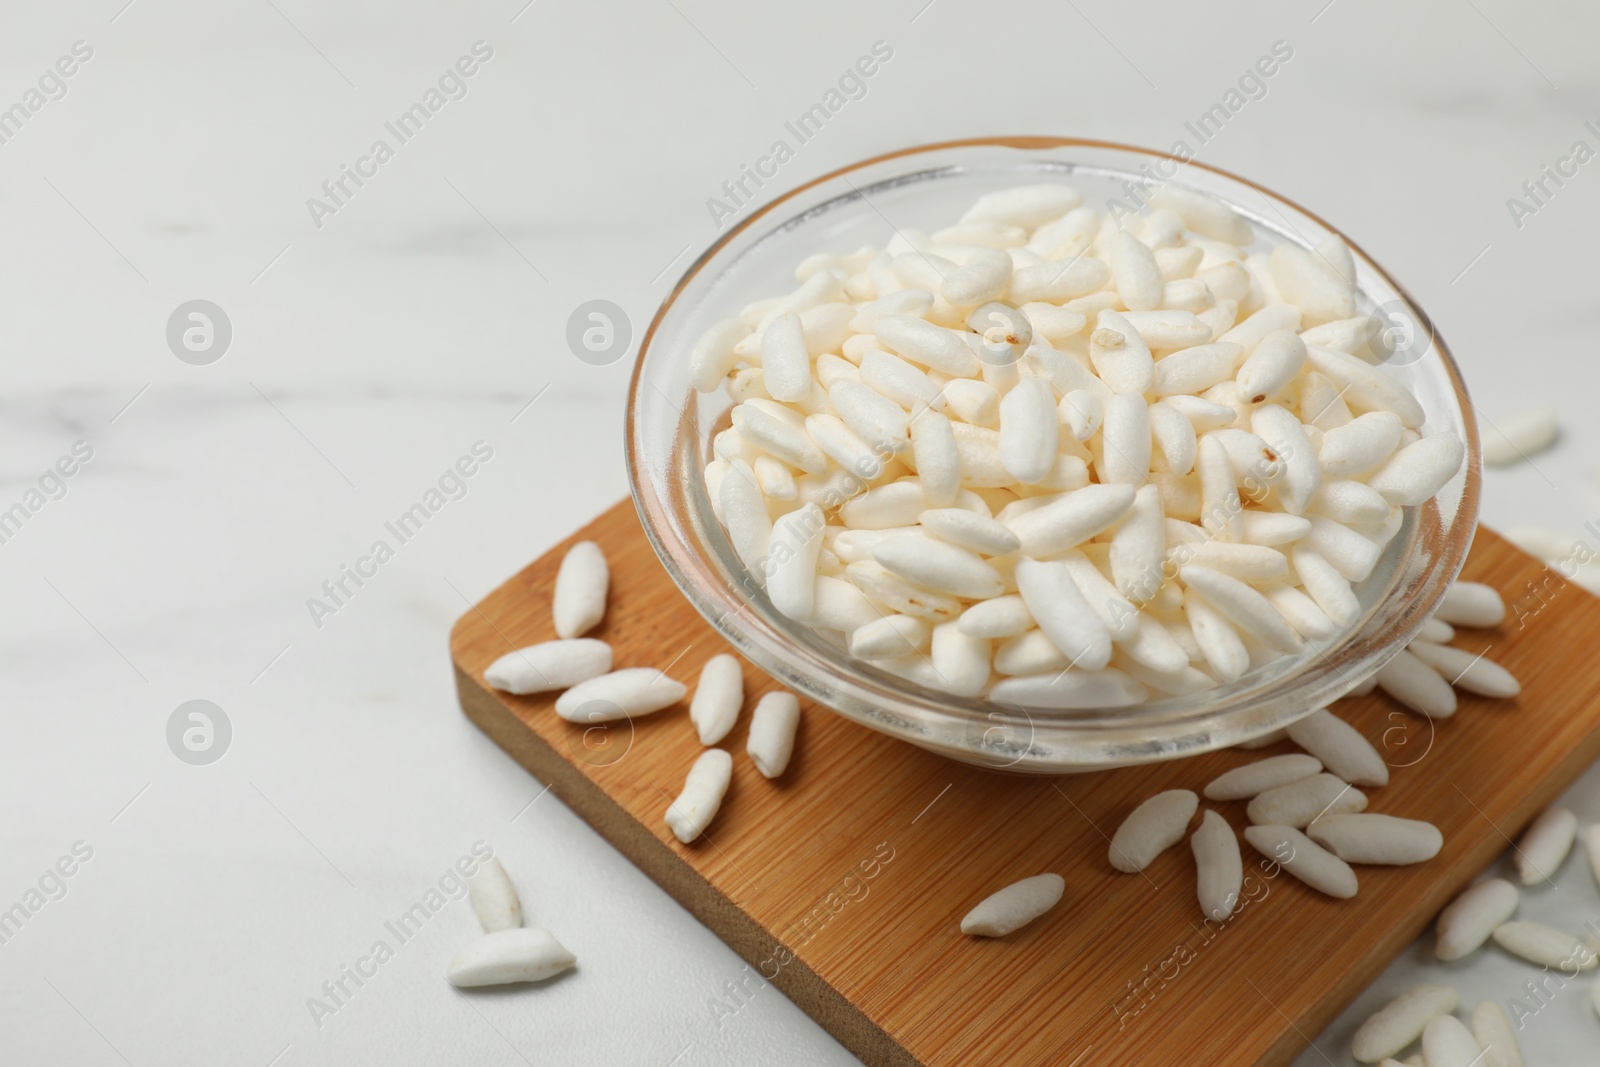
[625,137,1480,773]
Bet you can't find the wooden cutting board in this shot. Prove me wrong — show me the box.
[450,499,1599,1067]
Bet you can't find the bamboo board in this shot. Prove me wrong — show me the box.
[450,499,1599,1066]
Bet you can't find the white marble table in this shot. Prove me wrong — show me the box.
[2,1,1597,1063]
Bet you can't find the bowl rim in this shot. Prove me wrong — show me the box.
[624,136,1481,769]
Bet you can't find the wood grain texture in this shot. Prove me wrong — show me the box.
[450,498,1600,1067]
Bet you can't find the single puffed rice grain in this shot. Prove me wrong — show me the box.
[1015,557,1113,672]
[1492,921,1598,971]
[1417,617,1455,644]
[467,857,523,933]
[927,619,990,696]
[665,749,734,843]
[956,594,1032,639]
[690,318,752,392]
[746,690,800,778]
[447,927,575,988]
[553,541,609,639]
[1350,983,1459,1063]
[1366,433,1466,507]
[720,460,774,573]
[1180,565,1302,654]
[1204,755,1323,801]
[850,614,931,660]
[1319,411,1405,478]
[1221,304,1302,354]
[554,668,687,722]
[962,184,1082,229]
[875,315,980,376]
[1271,245,1353,326]
[1119,309,1212,350]
[1191,810,1243,921]
[1434,582,1506,628]
[1515,807,1577,885]
[1006,483,1136,559]
[1236,330,1306,405]
[1266,585,1336,640]
[1375,649,1457,719]
[1110,231,1163,311]
[1246,773,1367,828]
[997,377,1059,483]
[1306,813,1442,865]
[1109,790,1198,873]
[1405,640,1521,699]
[1291,546,1361,628]
[1243,824,1358,898]
[1481,406,1558,467]
[918,508,1021,556]
[1149,185,1254,245]
[959,873,1065,936]
[484,639,613,696]
[1286,708,1389,787]
[767,504,825,620]
[1435,878,1519,962]
[690,654,744,746]
[1184,589,1250,683]
[1419,1015,1482,1067]
[1470,1000,1523,1067]
[760,312,811,402]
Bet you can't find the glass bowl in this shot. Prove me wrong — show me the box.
[625,137,1480,773]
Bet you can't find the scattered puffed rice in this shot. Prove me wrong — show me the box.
[467,857,523,933]
[690,654,744,745]
[1480,406,1558,467]
[1492,920,1598,970]
[1405,639,1521,699]
[484,639,612,695]
[1503,523,1582,562]
[1515,806,1577,885]
[448,927,576,988]
[1109,790,1198,873]
[1420,1014,1482,1067]
[1286,708,1389,788]
[746,690,801,778]
[665,749,733,843]
[1246,773,1366,828]
[1204,754,1322,801]
[1350,983,1458,1063]
[1374,649,1457,719]
[553,541,609,639]
[1306,813,1442,866]
[553,668,687,722]
[1416,616,1454,644]
[1469,1000,1523,1067]
[1435,878,1519,962]
[1244,823,1358,898]
[959,873,1065,936]
[1190,810,1242,921]
[1433,582,1506,628]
